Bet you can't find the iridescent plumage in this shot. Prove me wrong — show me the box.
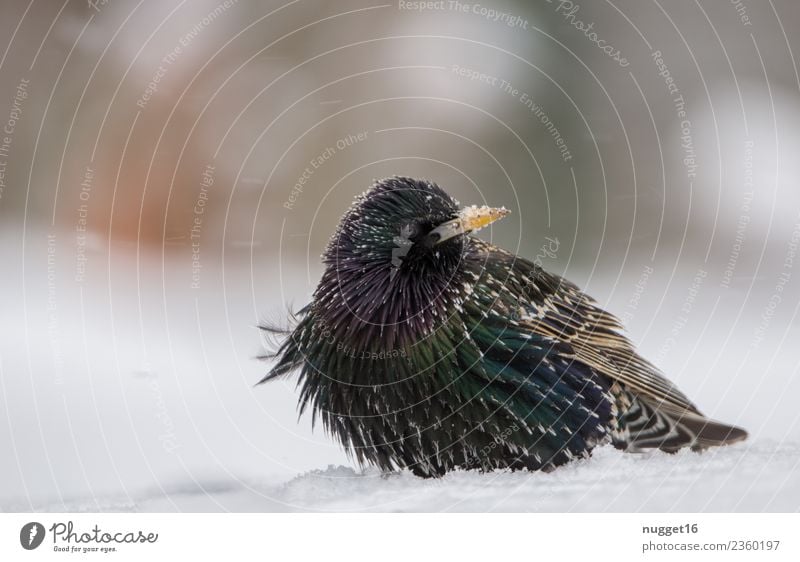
[260,177,746,477]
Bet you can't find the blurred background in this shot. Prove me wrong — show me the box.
[1,0,799,511]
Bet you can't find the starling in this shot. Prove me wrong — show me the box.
[259,176,747,478]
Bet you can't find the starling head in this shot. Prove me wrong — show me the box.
[314,176,511,345]
[324,176,509,287]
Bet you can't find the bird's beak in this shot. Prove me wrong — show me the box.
[428,205,510,245]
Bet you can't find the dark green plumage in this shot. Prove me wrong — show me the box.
[259,176,746,477]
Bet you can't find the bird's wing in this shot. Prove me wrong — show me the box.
[466,241,747,451]
[468,241,700,415]
[472,239,747,451]
[518,277,746,449]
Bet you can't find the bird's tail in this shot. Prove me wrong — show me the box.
[614,393,747,453]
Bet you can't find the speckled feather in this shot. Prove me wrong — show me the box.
[260,177,746,477]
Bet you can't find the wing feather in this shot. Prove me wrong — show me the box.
[467,240,746,451]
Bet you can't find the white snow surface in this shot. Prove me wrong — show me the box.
[1,234,799,512]
[24,441,800,513]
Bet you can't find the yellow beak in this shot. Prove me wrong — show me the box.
[429,205,510,245]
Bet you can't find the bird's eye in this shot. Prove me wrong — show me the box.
[397,222,419,240]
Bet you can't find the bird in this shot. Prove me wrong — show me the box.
[259,176,747,478]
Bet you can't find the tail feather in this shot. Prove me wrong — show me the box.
[615,392,747,453]
[673,410,748,450]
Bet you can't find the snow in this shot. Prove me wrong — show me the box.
[1,231,799,512]
[22,441,800,512]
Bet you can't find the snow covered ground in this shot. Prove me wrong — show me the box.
[1,231,799,512]
[31,441,800,513]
